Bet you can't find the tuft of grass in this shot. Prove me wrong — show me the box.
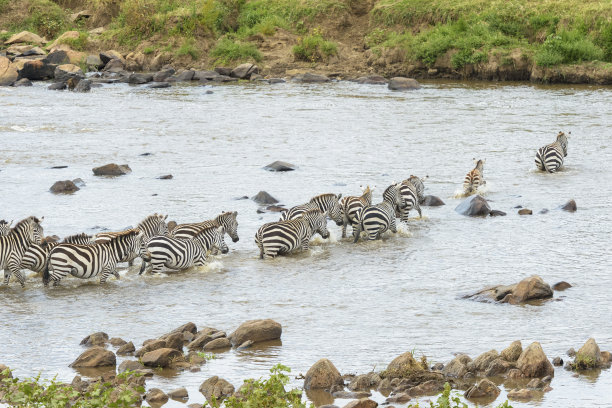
[58,31,89,51]
[535,30,604,66]
[143,45,156,54]
[24,0,69,38]
[177,38,200,59]
[293,27,337,62]
[210,37,262,64]
[197,351,217,361]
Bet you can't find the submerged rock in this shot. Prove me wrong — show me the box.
[263,160,296,172]
[455,195,491,216]
[388,77,421,90]
[560,199,577,212]
[48,82,67,91]
[228,319,282,347]
[50,180,80,194]
[354,75,387,85]
[252,191,279,204]
[552,281,572,291]
[465,276,553,304]
[92,163,132,176]
[293,72,330,83]
[518,208,533,215]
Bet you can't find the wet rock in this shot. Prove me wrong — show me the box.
[552,357,563,366]
[141,348,182,368]
[518,208,532,215]
[44,50,70,65]
[407,380,444,396]
[269,78,286,84]
[0,57,19,86]
[168,322,198,335]
[149,82,171,89]
[162,332,184,351]
[103,59,124,73]
[567,348,576,357]
[384,351,423,378]
[136,339,167,357]
[443,354,472,378]
[214,67,232,76]
[50,180,80,194]
[464,379,500,400]
[484,358,511,376]
[199,376,235,402]
[194,70,220,81]
[385,392,411,403]
[517,342,554,378]
[263,160,296,172]
[354,75,387,85]
[489,210,506,216]
[125,51,145,71]
[507,368,522,379]
[388,77,421,90]
[157,174,173,179]
[348,374,374,391]
[19,59,55,80]
[20,47,46,57]
[13,78,33,87]
[571,338,602,369]
[304,359,343,390]
[109,337,127,347]
[70,347,116,367]
[560,199,577,212]
[471,350,499,372]
[173,70,195,81]
[203,338,231,351]
[334,391,371,399]
[421,195,445,206]
[526,378,546,389]
[6,31,45,46]
[86,55,104,70]
[431,363,444,371]
[507,389,535,401]
[168,387,188,400]
[153,68,175,82]
[187,333,215,351]
[229,319,282,347]
[54,64,84,83]
[342,398,378,408]
[100,50,124,65]
[552,281,572,291]
[128,73,153,84]
[455,195,491,217]
[117,341,135,355]
[92,163,132,176]
[231,63,259,79]
[80,332,109,346]
[293,72,330,83]
[511,275,553,303]
[145,388,168,405]
[539,208,549,214]
[118,360,144,373]
[74,79,92,93]
[237,340,254,349]
[252,191,279,205]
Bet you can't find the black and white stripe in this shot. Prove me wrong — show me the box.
[256,209,329,259]
[463,159,486,195]
[280,194,343,226]
[20,233,93,275]
[535,131,569,173]
[43,230,143,286]
[1,216,44,287]
[141,226,228,275]
[353,183,405,243]
[0,220,13,237]
[397,176,425,222]
[339,186,372,238]
[171,211,239,244]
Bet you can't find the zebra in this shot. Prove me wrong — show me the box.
[353,183,406,243]
[140,226,228,275]
[94,213,169,266]
[0,220,13,237]
[171,211,239,244]
[339,186,373,238]
[280,194,343,226]
[535,131,569,173]
[396,176,425,222]
[20,233,93,275]
[255,209,329,259]
[408,175,426,204]
[463,159,486,195]
[1,216,44,287]
[43,230,143,286]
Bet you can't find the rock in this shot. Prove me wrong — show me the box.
[552,281,572,291]
[294,72,330,83]
[388,77,421,90]
[6,44,33,55]
[443,354,472,378]
[464,379,500,400]
[48,82,67,90]
[47,31,80,49]
[70,347,116,367]
[169,70,193,82]
[50,180,80,194]
[269,78,286,84]
[6,31,45,46]
[573,338,602,369]
[0,364,12,380]
[70,10,91,22]
[507,389,535,401]
[517,342,554,378]
[163,333,184,351]
[80,332,109,346]
[304,359,343,390]
[157,174,173,179]
[20,47,46,57]
[560,199,577,212]
[229,319,282,346]
[145,388,168,405]
[167,322,197,335]
[168,387,188,399]
[511,275,553,302]
[489,210,507,216]
[124,52,145,71]
[74,79,92,93]
[100,50,124,65]
[334,391,371,399]
[407,380,444,396]
[263,160,296,172]
[252,191,279,205]
[354,75,387,85]
[54,64,84,82]
[501,341,523,362]
[12,78,32,87]
[526,378,546,389]
[342,398,378,408]
[518,208,532,215]
[136,339,167,357]
[421,195,445,206]
[385,392,411,403]
[187,334,215,351]
[18,59,55,80]
[237,340,254,349]
[214,67,232,76]
[86,55,104,70]
[539,208,549,214]
[203,338,231,351]
[149,82,171,89]
[471,350,499,372]
[103,58,124,73]
[194,70,220,81]
[0,56,19,86]
[199,376,235,402]
[348,374,374,391]
[455,195,491,216]
[384,351,424,378]
[484,358,511,376]
[92,163,132,176]
[153,68,175,82]
[109,337,127,347]
[128,73,153,84]
[230,63,259,79]
[507,368,522,379]
[118,360,144,373]
[141,348,182,368]
[601,351,611,364]
[567,348,576,357]
[552,357,563,366]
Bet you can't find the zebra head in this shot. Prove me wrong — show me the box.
[361,185,373,204]
[138,213,169,240]
[408,175,426,201]
[312,193,343,226]
[0,219,13,236]
[473,158,485,173]
[113,230,143,262]
[194,225,229,254]
[11,216,43,244]
[213,226,229,254]
[305,209,329,239]
[216,211,239,243]
[383,183,407,210]
[557,131,569,157]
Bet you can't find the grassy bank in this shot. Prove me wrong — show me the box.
[1,0,612,81]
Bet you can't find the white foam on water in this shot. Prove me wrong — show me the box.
[396,223,414,238]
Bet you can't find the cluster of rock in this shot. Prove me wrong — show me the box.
[565,338,611,371]
[455,195,578,217]
[463,275,570,305]
[49,163,132,195]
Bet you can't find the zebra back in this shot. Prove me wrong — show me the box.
[63,233,94,244]
[281,193,343,225]
[0,220,13,237]
[464,159,485,193]
[398,179,422,221]
[383,183,406,209]
[21,242,58,274]
[172,211,239,243]
[193,226,228,254]
[340,186,373,223]
[407,176,426,202]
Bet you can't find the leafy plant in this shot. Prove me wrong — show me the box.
[293,27,337,62]
[197,352,218,361]
[210,37,262,64]
[177,38,200,59]
[58,31,89,51]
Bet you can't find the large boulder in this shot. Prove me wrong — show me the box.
[141,348,182,368]
[117,341,135,355]
[124,51,145,71]
[80,332,108,346]
[70,347,116,367]
[228,319,282,347]
[0,56,19,86]
[484,358,512,376]
[252,191,279,205]
[92,163,132,176]
[304,358,343,390]
[421,195,445,206]
[293,72,330,83]
[516,342,554,378]
[231,63,259,79]
[199,376,235,402]
[464,379,500,401]
[572,338,602,369]
[74,79,92,93]
[173,69,195,81]
[128,73,153,84]
[263,160,296,172]
[18,59,55,80]
[470,350,499,372]
[44,50,70,65]
[560,199,577,212]
[6,31,45,46]
[388,77,421,90]
[511,276,553,303]
[501,340,523,362]
[443,354,472,378]
[145,388,168,406]
[168,387,188,399]
[103,58,125,73]
[153,68,175,82]
[54,64,84,82]
[100,50,124,65]
[455,195,491,216]
[384,351,423,378]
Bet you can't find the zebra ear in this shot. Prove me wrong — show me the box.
[9,220,13,227]
[233,211,238,216]
[39,216,44,223]
[337,193,342,200]
[163,214,168,221]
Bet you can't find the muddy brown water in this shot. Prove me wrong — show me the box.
[1,80,611,407]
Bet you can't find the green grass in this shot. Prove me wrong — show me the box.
[57,31,89,51]
[143,45,156,54]
[210,37,262,64]
[535,30,605,66]
[23,0,69,38]
[293,28,338,62]
[177,37,200,59]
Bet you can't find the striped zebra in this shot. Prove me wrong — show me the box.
[463,159,486,195]
[396,176,425,222]
[280,194,343,226]
[535,131,569,173]
[0,220,13,237]
[353,183,406,243]
[20,233,93,275]
[43,230,143,286]
[171,211,239,244]
[408,175,426,204]
[94,213,169,266]
[339,186,373,238]
[140,226,228,275]
[256,209,329,259]
[1,216,44,287]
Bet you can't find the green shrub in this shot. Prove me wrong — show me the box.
[143,45,156,54]
[177,38,200,59]
[293,28,337,62]
[535,30,605,66]
[25,0,69,38]
[210,37,262,64]
[405,382,513,408]
[58,31,89,50]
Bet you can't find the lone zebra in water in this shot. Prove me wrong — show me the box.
[256,209,329,259]
[340,186,373,238]
[535,131,569,173]
[141,225,228,275]
[43,230,143,286]
[353,183,406,243]
[0,220,13,237]
[20,233,93,275]
[463,159,486,195]
[1,216,44,287]
[280,193,343,226]
[171,211,239,244]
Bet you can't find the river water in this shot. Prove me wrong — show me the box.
[0,79,611,407]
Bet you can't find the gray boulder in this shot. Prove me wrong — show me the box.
[252,191,279,204]
[48,82,67,90]
[13,78,33,87]
[421,195,445,206]
[74,79,92,93]
[388,77,421,90]
[230,63,259,79]
[128,73,153,84]
[560,199,577,212]
[455,195,491,216]
[263,160,295,172]
[18,59,55,80]
[92,163,131,176]
[354,75,387,85]
[293,72,330,83]
[50,180,80,194]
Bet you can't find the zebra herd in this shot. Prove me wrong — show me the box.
[0,131,569,287]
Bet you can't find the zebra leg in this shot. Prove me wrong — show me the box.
[352,224,362,243]
[100,267,113,283]
[3,269,11,285]
[390,218,397,234]
[301,240,310,251]
[113,269,121,279]
[341,222,347,239]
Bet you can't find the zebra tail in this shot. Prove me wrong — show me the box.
[353,223,362,243]
[139,259,147,275]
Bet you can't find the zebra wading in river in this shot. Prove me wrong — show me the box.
[353,183,406,243]
[396,176,425,222]
[463,159,486,195]
[171,211,239,244]
[535,131,569,173]
[43,230,143,286]
[339,186,373,238]
[280,193,343,226]
[140,225,228,275]
[1,216,44,287]
[0,220,13,237]
[20,233,93,275]
[256,209,329,259]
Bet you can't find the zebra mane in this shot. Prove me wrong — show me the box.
[9,216,40,233]
[310,193,337,202]
[194,224,223,238]
[104,229,140,240]
[139,213,167,226]
[216,211,237,221]
[62,233,91,243]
